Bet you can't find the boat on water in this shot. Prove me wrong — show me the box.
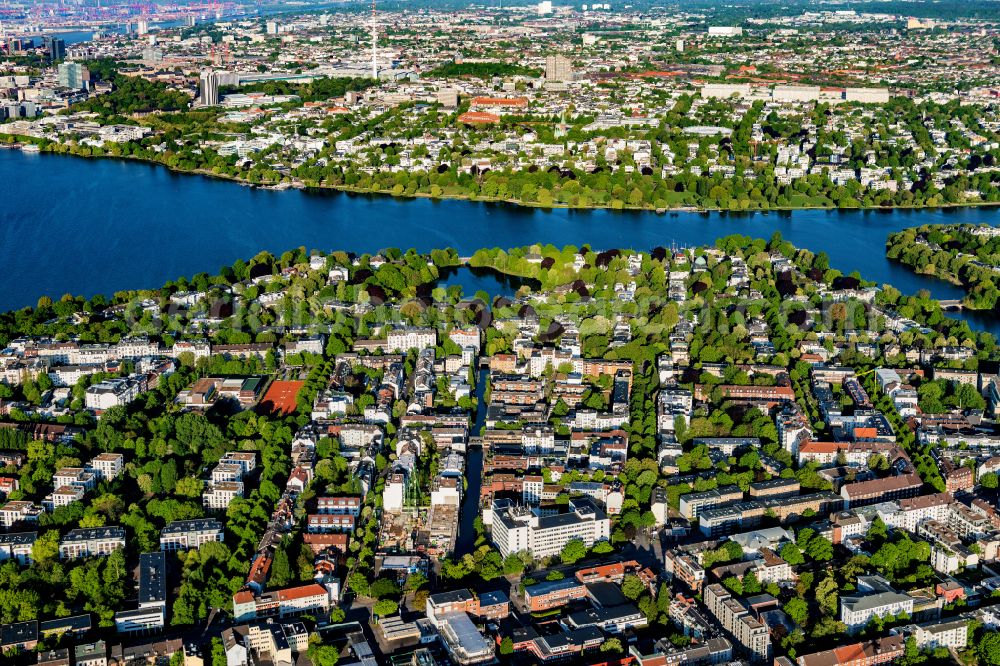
[20,144,41,153]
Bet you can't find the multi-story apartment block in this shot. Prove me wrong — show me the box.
[44,485,86,510]
[699,501,764,536]
[306,514,355,533]
[87,453,124,481]
[84,376,145,411]
[159,519,225,551]
[220,451,257,475]
[911,619,968,651]
[665,550,706,593]
[0,501,43,528]
[426,589,511,623]
[315,496,362,516]
[796,635,904,666]
[679,486,743,521]
[703,584,771,663]
[386,327,436,352]
[889,493,952,532]
[841,474,922,509]
[523,578,589,612]
[212,463,244,483]
[172,340,211,361]
[203,481,244,510]
[840,576,914,634]
[448,328,481,352]
[52,467,97,492]
[232,584,331,623]
[0,532,36,564]
[116,337,161,360]
[115,551,167,634]
[491,498,611,559]
[59,527,126,560]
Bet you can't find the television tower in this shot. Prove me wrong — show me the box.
[370,0,377,80]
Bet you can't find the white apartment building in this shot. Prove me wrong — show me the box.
[383,472,407,513]
[220,451,257,475]
[88,453,124,481]
[212,463,244,483]
[840,576,914,634]
[387,327,436,352]
[172,340,211,361]
[522,425,555,454]
[45,484,86,510]
[159,519,225,551]
[337,424,383,450]
[84,376,144,411]
[53,467,97,492]
[116,337,160,359]
[203,481,244,510]
[491,498,611,559]
[59,527,126,560]
[448,328,481,352]
[0,501,43,528]
[893,493,952,532]
[0,532,36,564]
[912,619,968,650]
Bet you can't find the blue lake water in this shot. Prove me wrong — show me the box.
[435,267,538,300]
[2,149,999,333]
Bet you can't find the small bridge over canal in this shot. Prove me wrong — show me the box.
[939,299,964,311]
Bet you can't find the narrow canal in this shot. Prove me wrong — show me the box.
[455,367,488,557]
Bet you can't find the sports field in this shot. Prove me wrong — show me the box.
[259,380,305,415]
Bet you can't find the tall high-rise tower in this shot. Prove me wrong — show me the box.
[199,70,219,106]
[370,0,378,79]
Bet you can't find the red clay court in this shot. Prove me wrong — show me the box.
[259,380,305,415]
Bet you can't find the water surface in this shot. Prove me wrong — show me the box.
[3,150,998,332]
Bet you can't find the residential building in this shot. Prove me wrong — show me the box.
[84,376,145,411]
[203,481,244,510]
[0,501,43,528]
[159,519,225,551]
[544,55,573,82]
[523,578,588,612]
[911,619,968,650]
[387,328,436,352]
[840,576,914,634]
[74,641,108,666]
[491,498,611,558]
[57,61,88,90]
[679,486,743,521]
[0,621,38,652]
[88,453,124,481]
[0,532,36,564]
[315,496,362,516]
[703,584,771,663]
[841,474,922,508]
[59,527,126,560]
[232,584,331,623]
[115,551,166,634]
[796,636,905,666]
